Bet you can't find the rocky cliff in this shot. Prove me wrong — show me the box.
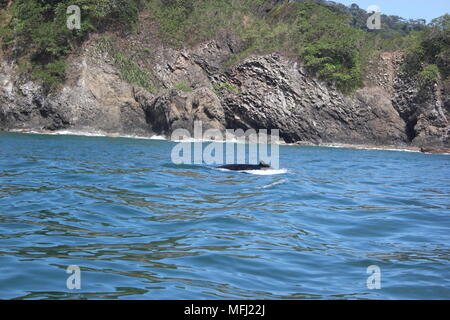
[1,28,449,149]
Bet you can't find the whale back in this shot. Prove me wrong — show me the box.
[218,161,272,171]
[259,161,270,168]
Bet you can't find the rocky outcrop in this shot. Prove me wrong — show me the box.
[420,147,450,154]
[0,33,449,149]
[140,86,225,135]
[218,54,407,144]
[0,46,151,136]
[393,71,449,147]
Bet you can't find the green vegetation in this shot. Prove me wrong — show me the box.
[146,0,364,92]
[294,2,364,91]
[114,52,155,93]
[145,0,265,46]
[344,3,427,35]
[403,14,449,92]
[213,81,239,94]
[0,0,140,87]
[0,3,11,43]
[0,0,448,95]
[174,81,193,92]
[418,64,440,87]
[96,37,155,92]
[145,0,449,93]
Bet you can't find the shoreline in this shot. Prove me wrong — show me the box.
[3,128,449,155]
[317,143,422,153]
[5,128,167,141]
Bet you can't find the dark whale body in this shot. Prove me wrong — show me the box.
[218,161,272,171]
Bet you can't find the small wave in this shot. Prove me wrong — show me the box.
[163,163,204,170]
[10,129,107,137]
[10,129,285,145]
[150,135,167,140]
[320,143,422,153]
[172,137,249,144]
[243,169,288,175]
[171,135,283,145]
[8,129,166,141]
[258,178,289,189]
[421,151,450,155]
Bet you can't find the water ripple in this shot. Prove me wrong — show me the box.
[0,132,449,299]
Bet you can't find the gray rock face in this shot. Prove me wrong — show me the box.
[219,54,407,145]
[0,46,152,136]
[0,36,448,148]
[393,71,449,147]
[143,87,225,135]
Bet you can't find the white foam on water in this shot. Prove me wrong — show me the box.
[150,135,167,140]
[242,169,288,175]
[171,134,283,145]
[320,143,422,153]
[171,137,249,144]
[422,152,450,155]
[11,130,448,155]
[10,129,284,145]
[54,130,109,137]
[9,129,168,141]
[258,178,289,189]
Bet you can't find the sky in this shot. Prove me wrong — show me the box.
[335,0,450,23]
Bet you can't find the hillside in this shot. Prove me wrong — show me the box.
[0,0,449,148]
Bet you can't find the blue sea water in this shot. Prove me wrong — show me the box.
[0,131,449,300]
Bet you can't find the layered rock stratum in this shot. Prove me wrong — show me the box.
[1,30,449,150]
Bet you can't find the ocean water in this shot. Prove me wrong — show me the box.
[0,131,449,300]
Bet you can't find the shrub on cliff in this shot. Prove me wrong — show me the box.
[403,14,449,98]
[0,0,446,96]
[96,36,155,93]
[146,0,364,92]
[418,64,440,87]
[293,2,364,92]
[0,0,140,86]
